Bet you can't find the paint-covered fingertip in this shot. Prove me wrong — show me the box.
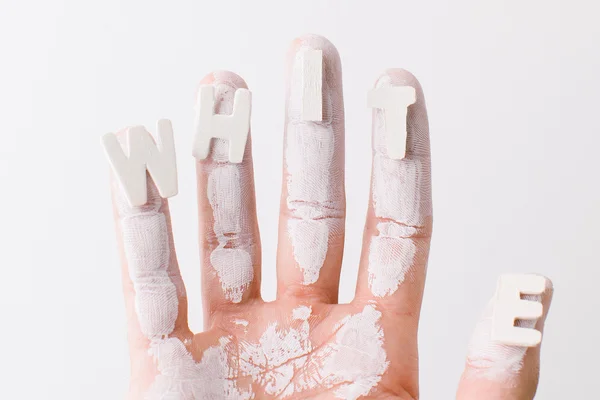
[286,34,342,88]
[200,70,249,90]
[374,69,423,91]
[289,34,340,58]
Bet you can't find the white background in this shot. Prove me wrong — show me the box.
[1,0,597,398]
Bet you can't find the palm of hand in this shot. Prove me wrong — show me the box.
[111,35,551,400]
[175,302,405,400]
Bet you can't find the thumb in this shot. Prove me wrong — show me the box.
[456,275,554,400]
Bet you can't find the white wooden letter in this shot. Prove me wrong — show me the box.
[301,49,323,121]
[492,274,546,347]
[367,86,416,159]
[192,85,251,163]
[102,119,178,207]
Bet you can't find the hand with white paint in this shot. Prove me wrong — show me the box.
[107,35,554,400]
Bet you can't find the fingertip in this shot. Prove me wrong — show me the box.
[199,70,249,90]
[373,69,424,98]
[278,34,346,299]
[286,34,343,90]
[288,33,341,60]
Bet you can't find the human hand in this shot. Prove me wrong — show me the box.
[108,35,553,400]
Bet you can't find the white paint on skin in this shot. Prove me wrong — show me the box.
[287,219,329,284]
[147,337,252,400]
[239,305,313,396]
[205,82,255,303]
[122,209,178,338]
[367,74,432,297]
[465,294,542,381]
[372,155,426,227]
[116,190,387,399]
[113,131,220,398]
[286,43,343,285]
[114,128,253,399]
[238,305,388,399]
[321,305,389,400]
[114,136,180,340]
[113,66,395,399]
[368,222,417,297]
[118,180,252,399]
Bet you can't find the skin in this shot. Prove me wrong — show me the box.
[109,35,553,400]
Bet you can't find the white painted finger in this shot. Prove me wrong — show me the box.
[110,127,188,340]
[351,72,432,396]
[356,69,432,307]
[195,71,261,316]
[277,34,345,303]
[457,276,554,400]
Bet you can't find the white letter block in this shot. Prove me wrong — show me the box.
[367,86,416,159]
[492,274,546,347]
[102,120,178,207]
[192,85,251,163]
[300,49,323,121]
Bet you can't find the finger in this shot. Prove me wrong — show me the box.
[109,128,190,390]
[351,70,431,396]
[457,277,554,400]
[276,34,345,303]
[355,69,432,310]
[195,71,262,322]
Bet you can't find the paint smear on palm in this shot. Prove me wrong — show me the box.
[239,304,389,399]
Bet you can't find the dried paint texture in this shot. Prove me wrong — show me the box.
[287,219,329,284]
[114,132,185,340]
[204,80,256,303]
[321,305,389,399]
[368,222,417,297]
[238,305,388,399]
[120,188,179,338]
[285,36,344,285]
[208,164,253,303]
[368,73,432,297]
[147,338,251,399]
[239,306,313,396]
[466,295,541,381]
